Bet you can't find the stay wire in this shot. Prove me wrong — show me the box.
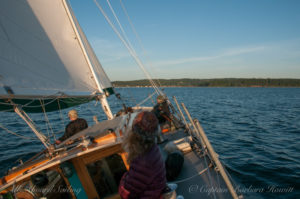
[106,0,136,58]
[0,123,39,140]
[57,98,65,135]
[94,0,162,96]
[135,91,156,107]
[39,99,54,142]
[119,0,163,88]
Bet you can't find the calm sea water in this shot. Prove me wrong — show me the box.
[0,87,299,198]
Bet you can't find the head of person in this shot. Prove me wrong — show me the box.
[123,111,159,163]
[157,95,165,104]
[68,110,78,121]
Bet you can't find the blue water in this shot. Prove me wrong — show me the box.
[0,87,299,198]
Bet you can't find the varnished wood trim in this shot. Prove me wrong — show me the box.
[72,158,99,199]
[55,166,77,199]
[82,144,123,165]
[105,193,121,199]
[3,159,49,182]
[119,152,129,170]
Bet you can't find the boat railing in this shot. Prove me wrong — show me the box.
[172,96,241,199]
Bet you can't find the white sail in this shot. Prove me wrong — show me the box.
[0,0,112,98]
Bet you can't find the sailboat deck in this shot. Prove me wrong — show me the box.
[160,130,235,199]
[1,112,239,198]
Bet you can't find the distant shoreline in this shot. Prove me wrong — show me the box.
[114,86,300,88]
[112,78,300,88]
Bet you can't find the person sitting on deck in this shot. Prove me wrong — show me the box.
[55,109,88,144]
[152,95,184,132]
[152,95,172,127]
[119,111,167,199]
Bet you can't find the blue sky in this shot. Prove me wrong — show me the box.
[70,0,300,81]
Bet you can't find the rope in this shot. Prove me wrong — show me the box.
[57,98,65,134]
[40,99,55,141]
[172,167,208,184]
[93,0,162,96]
[135,91,156,107]
[0,123,39,140]
[119,0,163,88]
[198,140,217,199]
[0,95,59,108]
[224,164,239,193]
[106,0,136,56]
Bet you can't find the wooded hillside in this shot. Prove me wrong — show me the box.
[112,78,300,87]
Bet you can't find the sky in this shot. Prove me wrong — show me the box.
[70,0,300,81]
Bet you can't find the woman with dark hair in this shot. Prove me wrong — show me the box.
[119,111,167,199]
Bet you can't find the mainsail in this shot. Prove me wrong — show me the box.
[0,0,113,115]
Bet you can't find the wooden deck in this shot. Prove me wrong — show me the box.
[160,130,239,199]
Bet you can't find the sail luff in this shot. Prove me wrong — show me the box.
[62,0,104,94]
[67,1,113,92]
[63,0,113,119]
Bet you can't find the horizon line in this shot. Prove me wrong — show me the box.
[111,77,300,81]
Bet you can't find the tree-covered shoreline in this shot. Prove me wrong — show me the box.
[112,78,300,87]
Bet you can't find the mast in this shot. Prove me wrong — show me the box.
[63,0,113,120]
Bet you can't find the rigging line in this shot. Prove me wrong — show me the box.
[0,95,59,108]
[224,165,238,189]
[40,99,50,139]
[193,127,217,198]
[106,0,161,95]
[106,0,136,57]
[60,95,94,102]
[94,0,161,95]
[119,0,143,57]
[108,0,162,90]
[215,168,223,192]
[0,123,39,140]
[119,0,163,88]
[57,98,65,133]
[135,91,156,107]
[18,97,58,108]
[40,99,54,140]
[172,167,208,184]
[202,150,217,199]
[18,99,36,107]
[104,0,160,94]
[20,95,92,109]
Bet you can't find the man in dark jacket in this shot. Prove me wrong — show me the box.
[55,109,88,144]
[152,95,184,131]
[152,95,171,125]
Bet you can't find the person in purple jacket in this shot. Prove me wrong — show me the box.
[119,111,167,199]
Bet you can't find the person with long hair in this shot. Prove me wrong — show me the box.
[119,111,167,199]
